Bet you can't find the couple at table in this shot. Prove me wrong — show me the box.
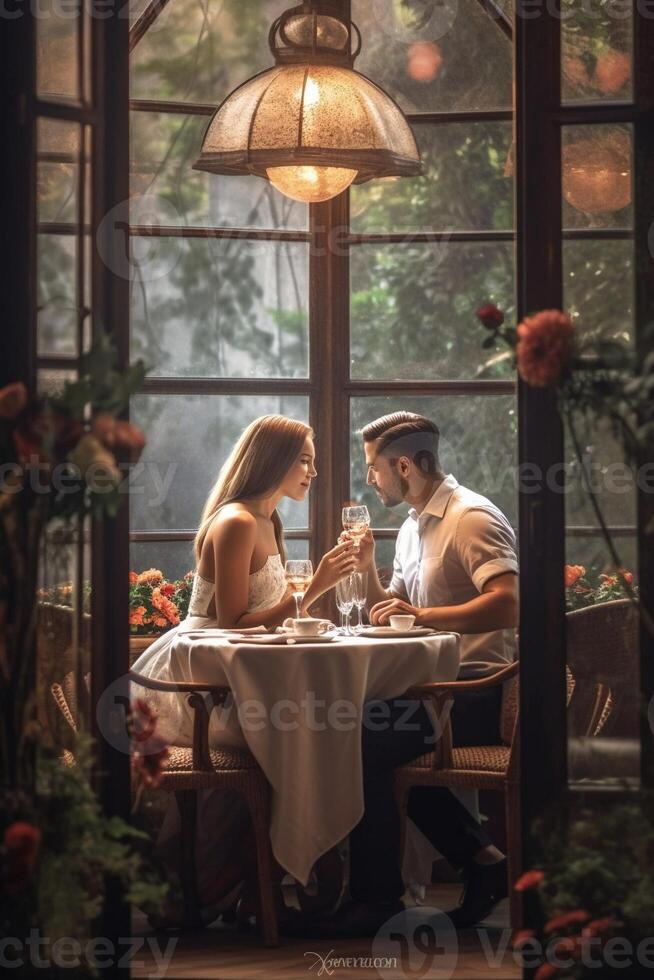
[133,411,518,936]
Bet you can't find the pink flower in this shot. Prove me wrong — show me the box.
[0,383,28,420]
[131,740,170,788]
[476,303,505,330]
[514,869,544,892]
[407,41,443,83]
[516,310,575,388]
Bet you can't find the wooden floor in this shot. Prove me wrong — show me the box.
[131,885,521,979]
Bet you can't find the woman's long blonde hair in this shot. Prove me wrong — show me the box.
[194,415,313,565]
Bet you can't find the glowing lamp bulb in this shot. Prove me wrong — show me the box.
[266,164,357,203]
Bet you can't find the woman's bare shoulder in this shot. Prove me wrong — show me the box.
[207,504,258,544]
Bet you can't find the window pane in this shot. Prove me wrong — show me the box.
[37,369,77,397]
[561,3,632,104]
[37,120,81,359]
[564,239,633,348]
[130,0,290,104]
[351,122,513,234]
[129,111,308,230]
[130,238,309,378]
[350,395,517,529]
[562,125,633,230]
[130,540,196,581]
[37,0,80,103]
[350,242,515,380]
[131,394,310,531]
[564,418,637,528]
[352,0,512,112]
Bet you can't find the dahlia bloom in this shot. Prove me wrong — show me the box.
[516,310,575,388]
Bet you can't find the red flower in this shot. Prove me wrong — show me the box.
[3,821,42,893]
[564,564,586,588]
[13,407,83,467]
[620,569,634,585]
[160,583,176,597]
[476,303,505,330]
[544,909,591,935]
[582,916,615,938]
[129,571,139,585]
[127,698,158,744]
[131,738,170,788]
[516,310,575,388]
[0,382,28,421]
[514,869,544,892]
[535,965,563,980]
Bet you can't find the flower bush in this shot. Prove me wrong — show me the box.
[511,794,654,979]
[129,569,194,634]
[564,564,637,611]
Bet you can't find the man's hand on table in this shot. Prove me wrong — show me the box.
[369,596,421,626]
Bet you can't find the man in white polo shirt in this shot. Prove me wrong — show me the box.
[315,412,518,939]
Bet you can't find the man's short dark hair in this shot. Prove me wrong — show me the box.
[362,412,441,476]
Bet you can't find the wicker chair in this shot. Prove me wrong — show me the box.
[566,599,639,739]
[395,661,523,928]
[395,602,638,929]
[51,670,279,946]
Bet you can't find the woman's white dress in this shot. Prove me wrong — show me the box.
[130,555,288,918]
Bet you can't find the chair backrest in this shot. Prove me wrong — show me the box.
[500,661,575,749]
[566,599,639,737]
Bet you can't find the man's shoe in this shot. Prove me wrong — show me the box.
[287,899,404,939]
[444,857,508,929]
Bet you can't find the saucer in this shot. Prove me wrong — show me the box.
[359,626,437,639]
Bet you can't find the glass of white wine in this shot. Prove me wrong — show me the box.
[285,559,313,620]
[342,504,370,553]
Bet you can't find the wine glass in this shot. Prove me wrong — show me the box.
[351,571,368,633]
[335,575,355,635]
[342,504,370,552]
[285,559,313,620]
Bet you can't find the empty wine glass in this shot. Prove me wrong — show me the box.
[351,571,368,633]
[342,504,370,552]
[335,575,355,635]
[285,559,313,620]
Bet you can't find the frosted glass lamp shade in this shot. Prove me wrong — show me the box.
[194,64,421,190]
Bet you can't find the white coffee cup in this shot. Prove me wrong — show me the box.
[389,614,416,631]
[291,618,329,636]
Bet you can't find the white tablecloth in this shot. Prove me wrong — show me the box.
[162,625,460,886]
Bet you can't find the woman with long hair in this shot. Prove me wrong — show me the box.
[188,413,355,629]
[131,415,355,926]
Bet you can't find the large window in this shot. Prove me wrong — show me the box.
[128,0,519,582]
[128,0,637,606]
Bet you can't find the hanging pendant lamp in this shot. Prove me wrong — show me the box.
[193,1,422,204]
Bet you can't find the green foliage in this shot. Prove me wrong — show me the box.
[1,735,168,963]
[533,793,654,951]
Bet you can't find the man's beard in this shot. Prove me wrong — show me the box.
[379,473,408,508]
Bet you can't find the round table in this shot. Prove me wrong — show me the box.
[161,625,461,885]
